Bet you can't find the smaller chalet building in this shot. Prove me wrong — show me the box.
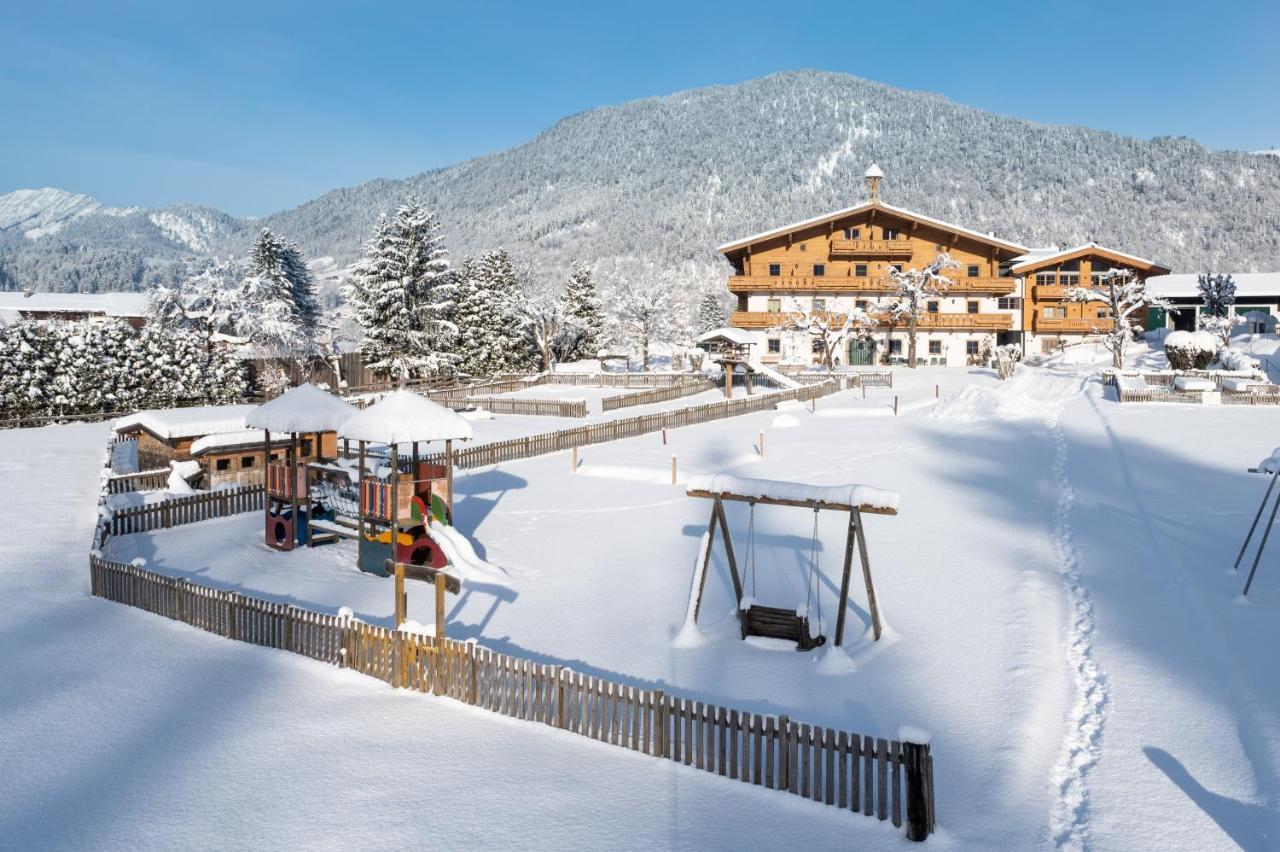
[0,291,149,328]
[1145,273,1280,333]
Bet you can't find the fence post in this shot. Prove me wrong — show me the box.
[469,642,479,705]
[555,666,566,728]
[654,690,665,757]
[902,739,933,841]
[777,714,790,791]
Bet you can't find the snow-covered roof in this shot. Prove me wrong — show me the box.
[0,290,149,317]
[716,200,1028,255]
[864,163,884,178]
[696,327,756,346]
[1009,246,1061,264]
[190,429,291,455]
[113,405,257,440]
[686,473,900,513]
[1146,272,1280,299]
[339,390,474,445]
[1009,243,1169,275]
[246,383,358,434]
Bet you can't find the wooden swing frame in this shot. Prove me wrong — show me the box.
[686,486,891,647]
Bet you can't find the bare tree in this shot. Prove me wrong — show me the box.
[1063,269,1173,368]
[616,269,680,372]
[784,306,875,369]
[887,253,958,368]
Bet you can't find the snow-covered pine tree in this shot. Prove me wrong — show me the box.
[452,249,531,377]
[148,259,244,352]
[239,228,308,359]
[696,286,728,333]
[559,262,605,361]
[282,239,320,338]
[451,256,487,376]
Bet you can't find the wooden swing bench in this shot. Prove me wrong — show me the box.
[686,475,897,650]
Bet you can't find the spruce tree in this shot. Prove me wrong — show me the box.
[559,263,604,361]
[240,228,308,358]
[696,286,728,333]
[1197,272,1236,317]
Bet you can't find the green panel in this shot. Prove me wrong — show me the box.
[1146,307,1167,330]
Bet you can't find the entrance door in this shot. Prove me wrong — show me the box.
[848,338,876,366]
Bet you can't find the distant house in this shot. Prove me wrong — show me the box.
[113,406,263,468]
[0,291,150,329]
[1145,273,1280,333]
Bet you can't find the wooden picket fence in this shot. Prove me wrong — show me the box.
[106,485,264,537]
[601,378,716,411]
[541,372,704,388]
[427,381,839,471]
[88,554,936,840]
[105,468,172,494]
[466,396,589,418]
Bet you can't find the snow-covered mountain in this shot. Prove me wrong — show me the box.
[4,70,1280,294]
[0,188,135,240]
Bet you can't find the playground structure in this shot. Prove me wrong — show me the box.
[1236,448,1280,596]
[684,474,898,650]
[696,327,760,399]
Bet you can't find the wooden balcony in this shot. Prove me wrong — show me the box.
[729,275,1016,295]
[829,239,914,258]
[730,311,1015,331]
[1033,316,1114,333]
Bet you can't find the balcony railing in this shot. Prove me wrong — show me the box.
[829,239,915,258]
[730,311,1015,331]
[1033,316,1114,333]
[729,275,1016,295]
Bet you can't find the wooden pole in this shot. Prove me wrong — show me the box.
[291,432,305,546]
[394,562,407,627]
[759,430,765,459]
[389,441,399,573]
[435,573,447,641]
[262,428,271,542]
[724,362,733,399]
[671,454,677,485]
[852,508,883,640]
[894,395,899,416]
[692,505,719,622]
[935,384,939,398]
[903,740,932,841]
[445,439,454,522]
[571,446,578,472]
[1234,468,1280,571]
[662,427,667,445]
[713,497,744,604]
[834,511,857,647]
[1243,485,1280,596]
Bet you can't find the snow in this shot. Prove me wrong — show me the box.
[339,390,474,444]
[771,414,801,428]
[1221,377,1267,392]
[1009,242,1164,274]
[245,383,359,434]
[695,326,755,346]
[1173,376,1215,391]
[0,290,150,318]
[9,359,1280,849]
[113,405,258,440]
[1165,330,1220,353]
[864,162,884,178]
[685,473,900,512]
[1147,272,1280,299]
[189,429,288,454]
[1115,375,1150,392]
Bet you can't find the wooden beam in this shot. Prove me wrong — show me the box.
[685,489,897,516]
[445,439,455,521]
[692,503,719,623]
[394,562,407,627]
[357,440,366,545]
[383,559,462,594]
[852,508,883,640]
[713,497,744,605]
[435,574,447,641]
[834,511,857,647]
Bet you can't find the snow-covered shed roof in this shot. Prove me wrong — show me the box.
[1146,272,1280,300]
[864,163,884,178]
[339,390,474,445]
[686,473,900,514]
[696,327,756,346]
[1009,243,1170,276]
[0,291,150,318]
[716,200,1027,256]
[190,429,291,455]
[246,383,358,434]
[114,405,257,440]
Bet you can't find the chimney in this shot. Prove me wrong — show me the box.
[864,163,884,202]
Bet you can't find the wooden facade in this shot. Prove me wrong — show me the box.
[718,183,1027,367]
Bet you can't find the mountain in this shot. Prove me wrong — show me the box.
[4,70,1280,296]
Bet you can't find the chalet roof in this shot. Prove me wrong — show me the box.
[1146,272,1280,299]
[716,200,1028,256]
[1010,243,1171,276]
[0,291,150,317]
[339,390,473,445]
[189,429,292,456]
[114,405,258,440]
[246,383,359,434]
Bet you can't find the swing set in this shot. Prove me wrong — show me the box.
[686,475,897,651]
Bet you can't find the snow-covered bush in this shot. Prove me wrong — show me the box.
[1217,348,1260,373]
[993,343,1021,380]
[1164,330,1219,370]
[1197,314,1237,348]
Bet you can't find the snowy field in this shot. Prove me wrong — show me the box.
[5,360,1280,849]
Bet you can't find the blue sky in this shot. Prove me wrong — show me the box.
[3,0,1277,217]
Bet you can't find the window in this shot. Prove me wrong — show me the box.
[767,298,782,313]
[890,264,903,273]
[1058,272,1080,287]
[300,439,313,457]
[855,299,869,309]
[767,338,781,354]
[241,456,255,469]
[813,264,825,277]
[997,297,1020,310]
[768,263,781,277]
[889,340,903,354]
[812,298,826,312]
[966,341,980,355]
[967,301,979,314]
[215,458,230,472]
[1035,273,1055,287]
[928,340,942,355]
[854,264,868,277]
[844,227,860,239]
[1043,306,1067,319]
[884,228,900,240]
[812,339,823,354]
[927,301,939,313]
[967,265,980,278]
[1096,308,1110,319]
[269,453,279,462]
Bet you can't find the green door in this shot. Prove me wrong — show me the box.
[1147,307,1167,331]
[849,338,876,366]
